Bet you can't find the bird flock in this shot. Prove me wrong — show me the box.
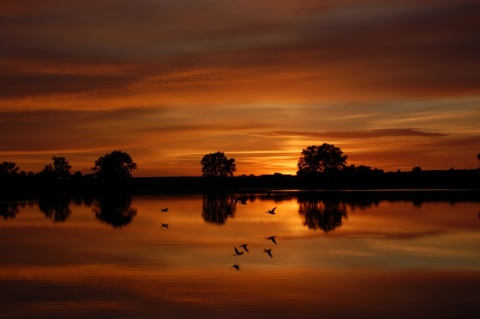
[232,228,277,270]
[159,199,281,272]
[229,201,280,271]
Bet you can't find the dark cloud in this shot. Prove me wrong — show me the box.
[0,107,269,152]
[259,129,448,139]
[0,0,478,101]
[0,71,141,99]
[0,108,160,151]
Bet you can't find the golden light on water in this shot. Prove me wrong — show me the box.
[1,194,479,318]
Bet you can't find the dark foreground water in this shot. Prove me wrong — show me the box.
[0,192,479,318]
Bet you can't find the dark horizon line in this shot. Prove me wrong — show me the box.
[133,167,480,178]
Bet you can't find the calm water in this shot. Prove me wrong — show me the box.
[0,192,479,319]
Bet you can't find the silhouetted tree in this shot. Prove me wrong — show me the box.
[202,193,236,224]
[92,150,137,182]
[37,156,73,189]
[52,156,72,181]
[200,151,236,177]
[0,161,19,178]
[297,143,347,175]
[92,194,137,227]
[39,163,54,178]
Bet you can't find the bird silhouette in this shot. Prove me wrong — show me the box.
[161,223,169,229]
[233,247,244,256]
[266,236,277,245]
[263,248,273,258]
[239,244,249,252]
[234,198,247,205]
[161,208,169,212]
[231,264,241,271]
[265,207,276,214]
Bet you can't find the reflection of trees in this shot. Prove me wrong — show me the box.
[298,196,348,232]
[349,200,380,211]
[38,197,71,222]
[92,194,137,228]
[202,193,236,225]
[0,202,20,219]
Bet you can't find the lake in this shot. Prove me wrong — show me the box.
[0,191,479,319]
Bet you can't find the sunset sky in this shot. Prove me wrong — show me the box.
[1,0,479,176]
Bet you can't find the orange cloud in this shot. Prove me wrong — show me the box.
[1,0,479,175]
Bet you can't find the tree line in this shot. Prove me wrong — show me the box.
[200,143,379,177]
[1,144,479,196]
[2,143,348,182]
[0,150,137,196]
[200,143,479,190]
[201,144,479,176]
[1,150,136,180]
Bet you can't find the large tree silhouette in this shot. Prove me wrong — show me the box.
[52,156,72,181]
[297,143,348,175]
[39,156,72,180]
[92,151,137,182]
[0,161,19,178]
[200,151,236,177]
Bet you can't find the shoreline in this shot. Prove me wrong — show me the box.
[1,169,479,199]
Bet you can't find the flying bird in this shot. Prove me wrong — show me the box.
[161,208,169,212]
[265,207,276,214]
[233,247,244,256]
[239,244,249,252]
[161,223,169,229]
[266,236,277,245]
[231,264,241,271]
[263,248,273,258]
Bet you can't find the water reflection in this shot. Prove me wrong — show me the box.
[38,197,71,222]
[201,192,237,225]
[297,194,348,232]
[92,194,137,228]
[1,193,479,319]
[0,202,20,219]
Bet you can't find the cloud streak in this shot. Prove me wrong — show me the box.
[258,129,448,139]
